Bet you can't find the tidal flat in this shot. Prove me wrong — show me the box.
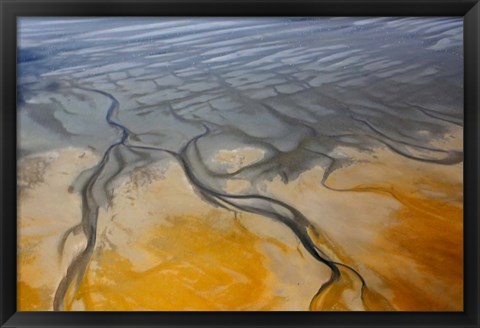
[17,17,463,311]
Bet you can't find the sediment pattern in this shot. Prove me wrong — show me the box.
[17,17,463,311]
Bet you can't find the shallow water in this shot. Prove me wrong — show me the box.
[17,17,463,311]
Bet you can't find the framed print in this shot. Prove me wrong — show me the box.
[1,0,479,327]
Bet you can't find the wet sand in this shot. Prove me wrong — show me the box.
[18,148,330,311]
[18,126,463,310]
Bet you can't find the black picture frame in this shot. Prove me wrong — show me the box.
[1,0,479,327]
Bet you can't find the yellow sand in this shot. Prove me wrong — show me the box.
[18,153,329,311]
[69,215,283,311]
[17,127,463,311]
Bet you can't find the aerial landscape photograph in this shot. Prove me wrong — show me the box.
[17,17,463,311]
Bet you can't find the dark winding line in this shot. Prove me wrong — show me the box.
[54,87,128,310]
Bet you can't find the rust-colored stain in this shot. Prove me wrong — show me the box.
[347,179,462,311]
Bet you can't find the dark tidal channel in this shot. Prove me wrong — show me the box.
[17,17,463,310]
